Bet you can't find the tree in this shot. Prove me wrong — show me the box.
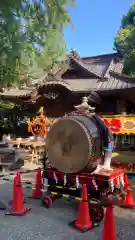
[114,3,135,75]
[0,0,75,87]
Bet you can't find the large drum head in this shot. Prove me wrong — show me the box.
[46,118,92,173]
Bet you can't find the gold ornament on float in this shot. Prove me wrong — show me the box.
[28,107,50,138]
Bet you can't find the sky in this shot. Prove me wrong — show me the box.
[64,0,134,57]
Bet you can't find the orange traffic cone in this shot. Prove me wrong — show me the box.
[8,171,25,206]
[69,184,97,233]
[16,172,25,202]
[6,173,31,216]
[124,174,130,188]
[31,168,43,199]
[102,206,116,240]
[120,177,135,208]
[122,188,135,208]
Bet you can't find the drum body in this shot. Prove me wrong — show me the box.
[46,114,102,174]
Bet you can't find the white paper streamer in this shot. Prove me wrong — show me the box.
[92,176,98,190]
[76,176,79,188]
[53,172,58,184]
[115,176,120,189]
[110,179,114,192]
[120,174,124,187]
[64,174,67,185]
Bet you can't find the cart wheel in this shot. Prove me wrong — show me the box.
[42,195,52,208]
[51,195,60,202]
[8,200,13,205]
[89,205,104,223]
[51,194,62,202]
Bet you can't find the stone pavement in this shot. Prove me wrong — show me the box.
[0,172,134,239]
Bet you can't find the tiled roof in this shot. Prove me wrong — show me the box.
[82,52,118,61]
[83,61,111,77]
[42,80,72,91]
[43,71,135,93]
[82,53,122,78]
[0,51,135,100]
[0,88,36,98]
[83,54,114,77]
[68,51,102,78]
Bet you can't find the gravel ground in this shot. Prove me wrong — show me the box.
[0,171,134,239]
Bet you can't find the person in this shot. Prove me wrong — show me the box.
[92,114,114,172]
[88,92,114,173]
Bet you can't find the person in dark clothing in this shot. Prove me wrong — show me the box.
[88,92,114,172]
[92,114,114,171]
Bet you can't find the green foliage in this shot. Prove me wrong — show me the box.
[114,3,135,75]
[38,30,67,74]
[0,0,75,87]
[0,101,15,109]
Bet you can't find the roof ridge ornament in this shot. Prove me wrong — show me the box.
[69,49,81,60]
[74,96,95,112]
